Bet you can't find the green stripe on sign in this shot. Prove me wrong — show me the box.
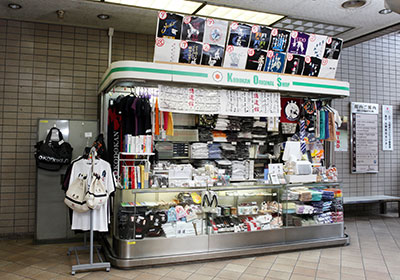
[292,81,349,91]
[99,66,208,89]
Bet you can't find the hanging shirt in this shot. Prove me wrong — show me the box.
[319,110,325,140]
[107,101,122,177]
[324,110,330,139]
[69,159,116,232]
[155,98,160,136]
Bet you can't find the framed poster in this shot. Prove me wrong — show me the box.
[350,102,379,173]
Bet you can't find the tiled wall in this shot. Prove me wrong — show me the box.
[0,19,154,236]
[334,31,400,207]
[0,17,398,236]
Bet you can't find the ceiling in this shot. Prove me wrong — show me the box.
[0,0,399,42]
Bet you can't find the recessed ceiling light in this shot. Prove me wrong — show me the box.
[379,8,392,14]
[105,0,203,14]
[8,3,22,9]
[196,4,284,26]
[341,0,367,9]
[97,14,110,20]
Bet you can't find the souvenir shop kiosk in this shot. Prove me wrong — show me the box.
[97,60,349,268]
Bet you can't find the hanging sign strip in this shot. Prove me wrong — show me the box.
[158,85,280,117]
[382,105,393,151]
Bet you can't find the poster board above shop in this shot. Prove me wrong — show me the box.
[153,11,343,80]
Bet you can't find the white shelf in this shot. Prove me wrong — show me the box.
[120,152,155,156]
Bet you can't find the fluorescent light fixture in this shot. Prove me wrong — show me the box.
[195,4,284,25]
[105,0,203,14]
[272,17,352,37]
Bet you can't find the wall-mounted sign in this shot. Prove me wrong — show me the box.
[351,102,379,173]
[334,116,348,152]
[382,105,393,151]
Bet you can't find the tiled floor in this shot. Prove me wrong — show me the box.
[1,214,400,280]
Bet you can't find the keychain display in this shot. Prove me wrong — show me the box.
[182,16,205,42]
[249,25,271,50]
[223,45,248,69]
[245,49,267,71]
[179,41,203,64]
[264,51,286,73]
[157,12,183,39]
[284,54,305,75]
[303,57,322,77]
[323,37,343,60]
[201,44,224,67]
[288,31,309,55]
[269,29,290,52]
[306,34,327,59]
[227,22,251,47]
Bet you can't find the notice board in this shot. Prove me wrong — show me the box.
[351,102,379,173]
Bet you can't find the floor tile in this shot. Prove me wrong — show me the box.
[224,263,248,273]
[216,269,242,280]
[267,270,291,280]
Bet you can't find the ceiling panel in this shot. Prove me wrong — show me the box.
[0,0,399,41]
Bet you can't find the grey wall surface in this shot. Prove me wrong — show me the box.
[333,31,400,201]
[0,19,154,236]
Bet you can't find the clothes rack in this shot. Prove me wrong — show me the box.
[67,146,111,275]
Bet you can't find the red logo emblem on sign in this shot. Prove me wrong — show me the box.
[159,11,167,20]
[305,56,311,64]
[322,58,328,66]
[203,43,210,52]
[267,50,274,58]
[231,22,238,30]
[180,41,188,49]
[327,37,332,44]
[207,18,214,26]
[310,34,316,42]
[248,48,255,56]
[291,31,298,39]
[287,53,293,61]
[227,45,234,53]
[251,25,259,33]
[156,38,165,47]
[271,28,278,36]
[183,16,191,24]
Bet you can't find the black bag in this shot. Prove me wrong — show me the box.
[35,127,73,171]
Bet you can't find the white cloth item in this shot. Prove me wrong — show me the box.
[70,159,115,232]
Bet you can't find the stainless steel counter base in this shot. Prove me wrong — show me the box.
[101,223,348,268]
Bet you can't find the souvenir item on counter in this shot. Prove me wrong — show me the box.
[302,56,322,77]
[201,44,224,67]
[154,38,180,63]
[181,16,205,42]
[288,31,309,55]
[227,22,251,47]
[306,34,327,59]
[249,25,271,50]
[264,51,286,73]
[269,29,290,52]
[179,41,202,64]
[245,49,267,71]
[281,98,303,123]
[203,18,228,46]
[323,37,343,60]
[157,12,183,39]
[318,58,339,79]
[223,45,248,69]
[284,53,305,75]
